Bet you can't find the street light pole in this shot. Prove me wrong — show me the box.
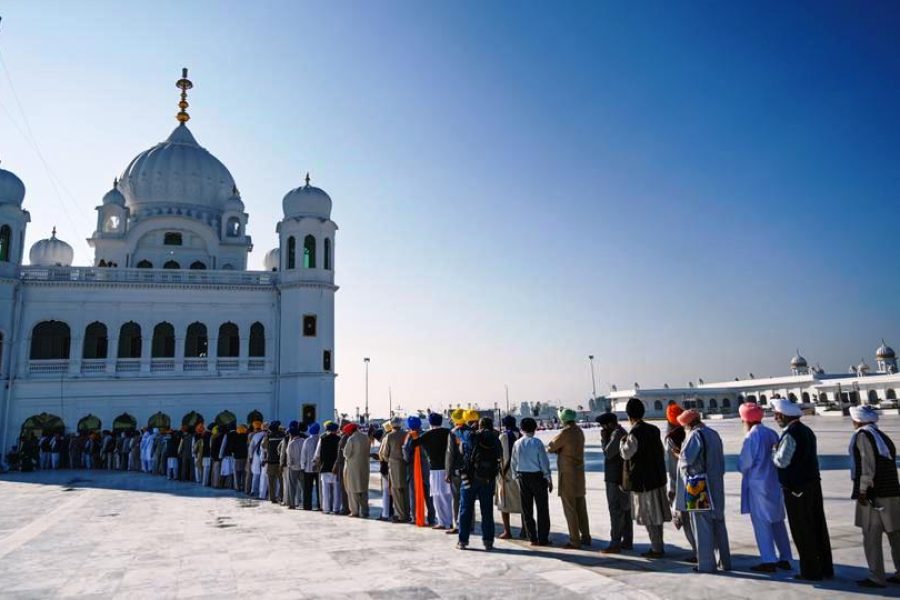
[505,384,510,415]
[363,357,370,423]
[588,354,598,402]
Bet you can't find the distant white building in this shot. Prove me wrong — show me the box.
[0,70,338,449]
[610,345,899,419]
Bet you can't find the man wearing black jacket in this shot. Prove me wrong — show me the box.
[413,413,453,529]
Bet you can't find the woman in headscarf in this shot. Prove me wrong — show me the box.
[496,415,523,539]
[664,402,696,561]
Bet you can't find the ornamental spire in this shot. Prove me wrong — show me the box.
[175,67,193,123]
[305,172,311,187]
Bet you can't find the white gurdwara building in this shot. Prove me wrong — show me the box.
[609,345,899,419]
[0,70,337,449]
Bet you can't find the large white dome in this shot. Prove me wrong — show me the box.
[30,228,74,267]
[282,174,332,219]
[118,123,236,213]
[263,247,280,271]
[0,165,25,207]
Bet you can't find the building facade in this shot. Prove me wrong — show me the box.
[609,346,899,419]
[0,71,338,449]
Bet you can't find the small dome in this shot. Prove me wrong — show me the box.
[102,178,126,206]
[0,165,26,207]
[29,228,74,267]
[876,340,896,360]
[263,247,280,271]
[224,186,244,212]
[790,351,807,368]
[282,173,332,219]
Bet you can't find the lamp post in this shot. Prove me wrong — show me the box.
[588,354,598,403]
[363,357,370,423]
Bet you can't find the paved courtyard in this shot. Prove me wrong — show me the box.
[1,415,899,599]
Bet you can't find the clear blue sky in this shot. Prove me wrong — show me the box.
[1,1,898,416]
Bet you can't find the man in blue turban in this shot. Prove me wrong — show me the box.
[411,413,454,528]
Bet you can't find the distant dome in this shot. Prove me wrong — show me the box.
[119,123,236,213]
[857,360,871,373]
[224,186,244,212]
[29,228,73,267]
[263,248,280,271]
[0,165,25,207]
[876,341,896,360]
[102,179,126,206]
[790,351,807,369]
[282,173,332,219]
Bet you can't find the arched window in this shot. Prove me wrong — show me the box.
[147,411,171,430]
[759,394,767,405]
[818,392,829,403]
[117,322,142,358]
[303,235,316,268]
[164,232,182,246]
[151,322,175,358]
[214,410,236,428]
[696,399,704,409]
[247,409,264,424]
[868,389,880,404]
[722,398,731,408]
[181,411,204,429]
[20,412,65,437]
[112,413,137,432]
[0,225,11,262]
[30,321,71,360]
[249,322,265,357]
[82,322,108,359]
[190,261,206,270]
[136,260,152,268]
[163,260,180,270]
[221,263,234,270]
[185,322,208,357]
[888,389,897,400]
[653,400,663,411]
[324,238,332,270]
[737,395,745,405]
[287,236,296,269]
[801,392,810,403]
[709,398,718,409]
[217,322,239,357]
[787,393,797,403]
[226,217,240,237]
[77,414,101,433]
[323,350,332,371]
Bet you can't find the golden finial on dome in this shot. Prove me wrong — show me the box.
[175,67,193,123]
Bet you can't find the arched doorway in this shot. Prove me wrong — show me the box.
[147,411,171,430]
[246,409,264,425]
[801,392,810,403]
[746,394,757,403]
[30,320,71,360]
[214,410,236,428]
[818,392,828,403]
[20,413,65,438]
[788,393,797,403]
[181,411,204,430]
[77,414,102,433]
[867,389,879,404]
[888,389,897,400]
[112,413,137,432]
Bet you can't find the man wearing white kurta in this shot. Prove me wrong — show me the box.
[737,402,792,572]
[140,429,154,473]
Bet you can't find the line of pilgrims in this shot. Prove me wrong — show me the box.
[12,398,900,588]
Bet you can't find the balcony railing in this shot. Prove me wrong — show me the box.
[248,359,265,371]
[150,359,175,372]
[29,360,69,375]
[116,359,141,373]
[183,358,208,372]
[81,359,107,374]
[217,358,239,371]
[20,266,278,287]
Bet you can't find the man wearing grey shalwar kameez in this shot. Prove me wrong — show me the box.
[620,398,671,558]
[677,410,731,573]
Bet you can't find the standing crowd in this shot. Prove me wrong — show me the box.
[8,398,900,589]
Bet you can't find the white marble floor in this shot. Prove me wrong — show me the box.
[1,415,898,599]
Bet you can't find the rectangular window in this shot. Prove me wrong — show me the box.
[164,232,183,246]
[302,315,317,337]
[323,350,331,371]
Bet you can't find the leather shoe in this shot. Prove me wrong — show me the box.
[858,579,886,589]
[776,560,792,571]
[601,545,622,555]
[750,563,776,573]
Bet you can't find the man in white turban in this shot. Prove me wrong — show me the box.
[772,397,833,581]
[849,405,900,589]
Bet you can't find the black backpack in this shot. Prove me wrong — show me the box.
[465,431,500,482]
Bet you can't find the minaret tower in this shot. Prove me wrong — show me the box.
[275,172,337,424]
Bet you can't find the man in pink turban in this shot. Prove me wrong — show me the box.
[737,402,793,573]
